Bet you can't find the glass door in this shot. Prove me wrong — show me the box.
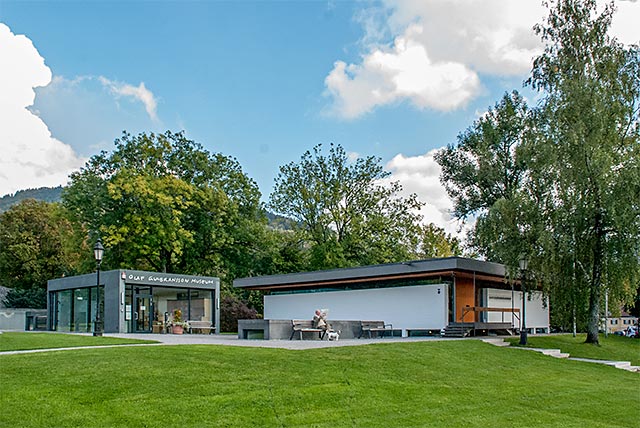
[134,294,153,333]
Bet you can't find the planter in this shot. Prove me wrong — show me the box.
[172,325,184,335]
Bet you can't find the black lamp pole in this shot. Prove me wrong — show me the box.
[519,257,528,345]
[93,238,104,337]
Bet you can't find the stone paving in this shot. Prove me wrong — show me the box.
[0,332,456,355]
[107,332,454,350]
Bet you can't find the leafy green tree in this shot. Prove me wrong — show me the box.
[436,1,640,344]
[0,199,83,297]
[416,223,462,259]
[528,0,640,344]
[435,91,537,267]
[269,144,424,269]
[63,131,266,285]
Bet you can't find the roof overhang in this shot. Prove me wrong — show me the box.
[233,257,511,291]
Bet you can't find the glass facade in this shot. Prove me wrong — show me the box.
[48,270,219,334]
[123,285,214,333]
[52,284,213,333]
[52,286,102,332]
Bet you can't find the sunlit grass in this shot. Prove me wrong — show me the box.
[0,339,637,427]
[507,333,640,366]
[0,332,156,352]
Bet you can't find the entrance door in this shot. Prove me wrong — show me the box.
[134,294,153,333]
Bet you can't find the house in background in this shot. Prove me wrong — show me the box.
[606,310,638,334]
[234,257,550,339]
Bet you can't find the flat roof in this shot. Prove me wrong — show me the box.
[48,269,219,292]
[233,257,509,291]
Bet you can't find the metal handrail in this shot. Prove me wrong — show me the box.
[461,306,520,327]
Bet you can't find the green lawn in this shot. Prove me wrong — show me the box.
[0,332,157,351]
[507,334,640,366]
[0,340,638,427]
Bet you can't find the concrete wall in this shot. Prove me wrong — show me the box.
[238,319,372,340]
[485,288,549,331]
[0,309,47,331]
[264,284,448,336]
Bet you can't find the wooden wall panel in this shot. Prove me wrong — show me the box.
[455,277,476,322]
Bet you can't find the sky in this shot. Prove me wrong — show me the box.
[1,0,639,239]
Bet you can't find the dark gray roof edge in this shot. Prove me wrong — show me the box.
[48,269,219,291]
[234,257,507,288]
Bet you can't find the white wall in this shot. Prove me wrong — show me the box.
[264,284,448,335]
[485,288,549,330]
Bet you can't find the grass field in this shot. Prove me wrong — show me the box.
[0,337,638,427]
[507,334,640,366]
[0,332,157,351]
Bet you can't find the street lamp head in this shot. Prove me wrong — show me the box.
[93,238,104,263]
[519,256,528,272]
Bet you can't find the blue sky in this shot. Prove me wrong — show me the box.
[1,0,638,237]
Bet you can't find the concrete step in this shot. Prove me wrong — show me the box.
[568,357,640,372]
[481,338,510,347]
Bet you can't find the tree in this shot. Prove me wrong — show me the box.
[63,131,267,285]
[416,223,462,259]
[269,144,424,269]
[435,91,537,266]
[436,1,640,344]
[528,0,640,344]
[0,199,83,297]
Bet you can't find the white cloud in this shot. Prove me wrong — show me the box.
[326,25,481,118]
[98,76,159,122]
[0,23,85,196]
[326,0,640,119]
[611,0,640,45]
[385,149,472,240]
[347,151,360,162]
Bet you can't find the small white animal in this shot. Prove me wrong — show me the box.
[326,330,340,341]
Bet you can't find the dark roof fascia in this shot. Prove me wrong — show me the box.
[233,257,508,290]
[48,270,219,292]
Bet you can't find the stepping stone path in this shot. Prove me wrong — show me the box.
[481,338,639,373]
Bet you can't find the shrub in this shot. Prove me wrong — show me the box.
[3,288,47,308]
[220,294,260,333]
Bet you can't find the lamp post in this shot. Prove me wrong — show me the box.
[519,256,528,345]
[93,238,104,337]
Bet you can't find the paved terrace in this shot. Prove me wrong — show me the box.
[109,333,456,350]
[0,332,457,355]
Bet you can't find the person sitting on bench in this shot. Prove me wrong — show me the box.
[313,309,331,333]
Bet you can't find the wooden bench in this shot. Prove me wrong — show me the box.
[187,320,215,334]
[358,320,393,338]
[290,320,325,340]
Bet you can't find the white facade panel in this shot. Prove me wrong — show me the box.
[264,284,448,335]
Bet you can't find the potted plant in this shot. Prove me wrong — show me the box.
[171,309,188,334]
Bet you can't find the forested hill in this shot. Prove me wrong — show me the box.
[0,186,63,212]
[0,186,295,229]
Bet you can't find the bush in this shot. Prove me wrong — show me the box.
[3,288,47,309]
[220,294,260,333]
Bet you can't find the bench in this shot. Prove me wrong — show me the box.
[187,320,215,334]
[290,320,325,340]
[358,320,393,338]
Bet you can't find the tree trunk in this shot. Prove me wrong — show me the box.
[585,209,604,344]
